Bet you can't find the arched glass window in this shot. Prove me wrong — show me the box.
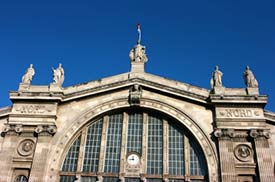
[104,114,123,173]
[60,110,208,182]
[169,123,184,176]
[83,118,103,172]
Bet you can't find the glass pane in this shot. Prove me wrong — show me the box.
[127,112,143,154]
[147,114,163,175]
[103,177,119,182]
[60,176,76,182]
[147,179,163,182]
[83,119,103,172]
[62,135,81,172]
[125,178,140,182]
[104,113,123,173]
[81,176,97,182]
[168,123,184,175]
[190,138,207,176]
[169,179,185,182]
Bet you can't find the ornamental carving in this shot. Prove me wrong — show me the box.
[234,144,252,162]
[15,125,23,133]
[250,129,270,139]
[34,125,57,136]
[214,128,235,138]
[17,139,35,156]
[129,84,142,105]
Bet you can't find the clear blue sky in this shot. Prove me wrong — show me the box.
[0,1,274,111]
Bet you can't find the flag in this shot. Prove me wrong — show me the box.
[136,23,141,43]
[137,23,141,33]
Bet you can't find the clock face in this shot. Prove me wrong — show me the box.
[127,153,140,165]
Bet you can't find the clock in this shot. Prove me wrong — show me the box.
[127,153,140,165]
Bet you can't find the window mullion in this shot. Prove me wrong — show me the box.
[163,119,169,177]
[141,112,148,176]
[119,112,128,177]
[184,135,190,180]
[76,129,87,179]
[98,115,109,174]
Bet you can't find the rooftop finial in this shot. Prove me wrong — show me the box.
[136,23,141,44]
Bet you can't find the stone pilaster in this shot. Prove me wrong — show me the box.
[28,135,52,182]
[214,129,237,182]
[250,130,275,182]
[0,134,18,182]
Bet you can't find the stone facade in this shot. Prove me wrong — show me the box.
[0,41,274,182]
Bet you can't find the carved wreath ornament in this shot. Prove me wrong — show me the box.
[234,144,252,162]
[17,139,35,156]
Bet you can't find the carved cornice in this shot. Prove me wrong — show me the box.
[214,128,235,138]
[1,124,57,137]
[214,128,270,139]
[249,129,270,139]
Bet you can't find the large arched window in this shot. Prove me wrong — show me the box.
[60,109,208,182]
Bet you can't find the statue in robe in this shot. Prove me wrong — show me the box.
[243,66,258,88]
[210,66,223,88]
[22,64,35,84]
[52,63,64,86]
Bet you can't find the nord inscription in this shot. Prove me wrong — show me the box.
[15,105,50,114]
[219,109,260,118]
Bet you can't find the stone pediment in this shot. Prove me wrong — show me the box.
[59,72,210,104]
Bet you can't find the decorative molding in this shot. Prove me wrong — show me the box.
[234,144,253,162]
[17,139,35,157]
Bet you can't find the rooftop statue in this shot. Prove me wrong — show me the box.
[52,63,64,86]
[243,66,258,88]
[129,43,148,63]
[22,64,35,84]
[210,65,223,88]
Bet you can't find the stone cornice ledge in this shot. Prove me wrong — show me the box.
[0,106,11,118]
[264,110,275,123]
[210,94,268,105]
